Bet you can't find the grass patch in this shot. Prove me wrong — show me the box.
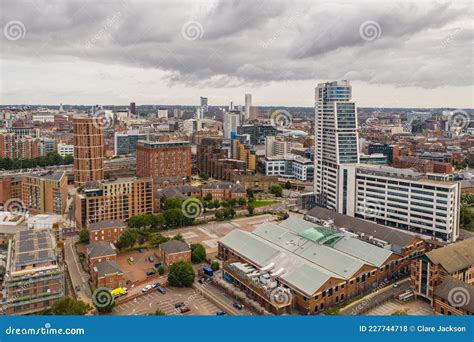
[252,200,278,208]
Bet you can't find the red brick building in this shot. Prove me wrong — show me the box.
[201,182,246,200]
[89,219,127,244]
[136,141,191,180]
[87,241,117,266]
[92,260,125,289]
[158,240,191,266]
[73,116,104,186]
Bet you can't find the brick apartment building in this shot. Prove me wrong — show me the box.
[73,116,104,186]
[21,171,68,215]
[411,238,474,315]
[89,219,127,244]
[136,141,192,180]
[74,177,153,229]
[0,134,45,159]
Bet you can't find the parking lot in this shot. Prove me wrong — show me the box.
[112,285,222,316]
[116,248,160,284]
[365,299,434,316]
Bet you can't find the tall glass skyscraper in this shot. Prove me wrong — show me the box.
[314,80,359,210]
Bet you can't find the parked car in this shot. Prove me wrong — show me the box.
[138,248,145,253]
[156,286,166,294]
[215,310,226,316]
[151,282,161,288]
[74,285,81,292]
[393,282,400,288]
[174,302,185,308]
[141,285,152,293]
[179,307,191,313]
[148,256,154,262]
[127,257,134,265]
[146,270,156,276]
[233,302,244,310]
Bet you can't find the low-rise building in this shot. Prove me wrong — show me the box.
[87,241,117,266]
[411,238,474,307]
[218,216,407,314]
[433,278,474,315]
[158,240,191,266]
[201,182,246,200]
[89,220,126,244]
[92,260,125,289]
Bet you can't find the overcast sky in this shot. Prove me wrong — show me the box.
[1,0,473,108]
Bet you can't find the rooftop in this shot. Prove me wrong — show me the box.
[159,240,190,254]
[425,239,474,274]
[94,260,123,277]
[305,207,417,248]
[220,217,395,296]
[87,241,117,259]
[25,170,65,181]
[12,229,56,268]
[434,277,474,312]
[89,220,126,231]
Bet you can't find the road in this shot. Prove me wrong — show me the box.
[194,280,255,316]
[64,237,93,305]
[340,277,411,315]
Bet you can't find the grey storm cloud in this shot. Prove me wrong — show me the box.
[0,0,473,89]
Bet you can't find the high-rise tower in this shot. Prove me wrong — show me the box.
[73,116,104,186]
[314,80,359,210]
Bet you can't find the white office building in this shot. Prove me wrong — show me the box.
[337,164,460,242]
[245,94,252,120]
[262,154,314,181]
[314,81,460,242]
[223,111,241,140]
[57,143,74,157]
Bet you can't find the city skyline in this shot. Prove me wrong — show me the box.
[1,0,473,108]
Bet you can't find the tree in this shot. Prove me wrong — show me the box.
[51,297,91,315]
[153,309,166,315]
[164,208,188,228]
[204,193,213,201]
[167,261,195,287]
[118,229,137,249]
[191,244,206,263]
[284,181,292,189]
[214,209,224,220]
[247,202,255,216]
[158,265,165,275]
[270,184,283,197]
[172,234,184,242]
[199,172,209,181]
[79,229,90,244]
[210,261,220,271]
[238,197,246,206]
[149,233,169,247]
[164,197,183,210]
[223,207,236,219]
[246,188,254,198]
